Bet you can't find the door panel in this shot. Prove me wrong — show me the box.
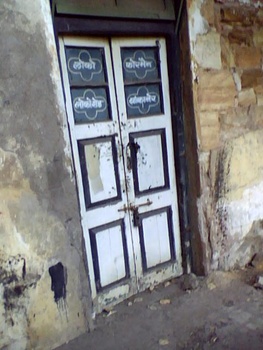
[78,136,121,207]
[90,219,130,289]
[129,130,169,194]
[60,36,182,313]
[112,37,182,291]
[139,207,174,271]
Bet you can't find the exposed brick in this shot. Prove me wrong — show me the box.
[197,69,236,111]
[200,126,220,151]
[200,111,220,127]
[228,28,253,46]
[199,110,220,150]
[238,88,256,107]
[253,28,263,48]
[220,6,256,27]
[241,69,263,89]
[201,0,215,26]
[234,46,261,69]
[194,32,222,69]
[255,86,263,106]
[256,9,263,26]
[219,107,251,142]
[252,106,263,128]
[219,107,249,128]
[221,36,235,68]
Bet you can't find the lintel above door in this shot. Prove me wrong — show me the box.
[52,0,175,20]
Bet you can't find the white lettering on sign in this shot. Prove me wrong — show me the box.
[73,89,107,121]
[125,57,153,70]
[128,93,157,107]
[74,97,104,110]
[123,50,157,79]
[72,59,96,71]
[68,50,103,82]
[127,86,159,115]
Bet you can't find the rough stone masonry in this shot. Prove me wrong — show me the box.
[187,0,263,270]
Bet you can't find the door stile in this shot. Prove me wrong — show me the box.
[59,37,137,311]
[111,37,182,290]
[109,40,139,281]
[59,37,96,300]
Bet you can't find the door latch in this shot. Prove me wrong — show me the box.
[118,199,152,227]
[133,207,140,227]
[118,204,129,213]
[118,199,152,213]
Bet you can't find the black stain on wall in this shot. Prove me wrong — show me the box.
[0,255,40,314]
[214,145,233,203]
[49,262,67,303]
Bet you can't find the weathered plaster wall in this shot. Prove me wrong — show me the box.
[0,1,92,349]
[187,0,263,270]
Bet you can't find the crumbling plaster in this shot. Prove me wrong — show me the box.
[187,0,263,270]
[0,1,92,349]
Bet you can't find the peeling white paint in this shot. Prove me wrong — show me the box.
[187,0,209,49]
[14,227,30,253]
[40,0,74,179]
[217,181,263,240]
[194,31,222,70]
[187,0,209,79]
[231,69,242,92]
[211,184,263,268]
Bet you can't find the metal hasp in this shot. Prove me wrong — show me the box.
[118,199,152,227]
[118,199,153,213]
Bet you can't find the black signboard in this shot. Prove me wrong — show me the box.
[71,88,110,123]
[65,47,106,85]
[125,84,162,117]
[121,48,159,83]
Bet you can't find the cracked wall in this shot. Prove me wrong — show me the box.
[187,0,263,270]
[0,1,92,349]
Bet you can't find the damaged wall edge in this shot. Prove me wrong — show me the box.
[178,2,206,275]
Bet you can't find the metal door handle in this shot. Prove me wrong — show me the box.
[118,199,152,213]
[130,199,153,211]
[118,204,129,213]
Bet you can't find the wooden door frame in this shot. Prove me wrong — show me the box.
[52,5,204,276]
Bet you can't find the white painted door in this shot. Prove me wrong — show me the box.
[59,36,182,312]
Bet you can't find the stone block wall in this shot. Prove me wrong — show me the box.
[187,0,263,270]
[0,1,92,349]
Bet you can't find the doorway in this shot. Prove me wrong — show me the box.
[59,36,182,312]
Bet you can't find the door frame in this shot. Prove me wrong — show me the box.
[53,8,204,279]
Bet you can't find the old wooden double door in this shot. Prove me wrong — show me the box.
[60,36,182,312]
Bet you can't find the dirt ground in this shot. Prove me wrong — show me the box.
[56,262,263,350]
